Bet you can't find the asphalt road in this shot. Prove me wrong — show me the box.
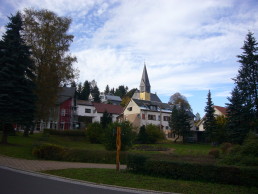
[0,166,160,194]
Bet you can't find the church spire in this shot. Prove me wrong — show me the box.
[140,64,151,93]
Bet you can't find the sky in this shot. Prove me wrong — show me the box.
[0,0,258,117]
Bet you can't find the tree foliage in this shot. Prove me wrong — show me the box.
[100,110,112,129]
[85,122,104,144]
[22,9,77,121]
[0,12,36,143]
[203,90,216,143]
[169,106,191,143]
[80,80,90,100]
[168,92,192,111]
[103,121,135,151]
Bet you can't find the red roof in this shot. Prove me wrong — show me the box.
[93,103,123,115]
[214,106,227,116]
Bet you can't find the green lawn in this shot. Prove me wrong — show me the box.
[0,132,105,159]
[44,168,258,194]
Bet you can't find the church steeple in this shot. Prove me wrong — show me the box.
[139,64,151,101]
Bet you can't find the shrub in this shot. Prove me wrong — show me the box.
[208,148,220,158]
[43,129,85,137]
[144,124,165,144]
[126,155,258,187]
[32,143,65,160]
[220,142,232,154]
[103,121,135,151]
[32,143,128,164]
[85,122,104,143]
[127,154,148,172]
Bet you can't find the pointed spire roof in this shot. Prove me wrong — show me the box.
[140,64,151,93]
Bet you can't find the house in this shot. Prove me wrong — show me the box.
[196,105,227,131]
[77,100,123,129]
[35,87,78,131]
[99,92,122,105]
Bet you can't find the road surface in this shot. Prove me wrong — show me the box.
[0,166,163,194]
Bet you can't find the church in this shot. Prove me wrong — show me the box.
[123,65,173,138]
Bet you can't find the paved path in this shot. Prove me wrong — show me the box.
[0,155,126,171]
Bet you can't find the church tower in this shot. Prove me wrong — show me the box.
[139,64,151,101]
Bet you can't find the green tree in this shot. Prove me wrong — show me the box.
[226,86,247,144]
[214,115,227,144]
[233,31,258,132]
[145,124,165,144]
[80,80,90,100]
[76,82,83,99]
[169,106,191,143]
[104,85,110,94]
[169,92,192,111]
[85,122,104,144]
[203,90,216,143]
[115,85,128,98]
[104,121,135,151]
[101,110,112,129]
[137,125,148,144]
[23,9,77,121]
[0,12,36,143]
[91,85,101,102]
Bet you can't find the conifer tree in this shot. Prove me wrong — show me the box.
[80,80,90,100]
[233,31,258,132]
[92,85,101,102]
[226,86,247,144]
[203,90,216,143]
[0,12,36,143]
[101,110,112,129]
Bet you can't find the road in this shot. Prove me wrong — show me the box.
[0,166,161,194]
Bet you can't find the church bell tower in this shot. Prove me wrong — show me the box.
[139,64,151,101]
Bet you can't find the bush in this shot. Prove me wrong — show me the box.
[208,148,220,158]
[220,142,232,154]
[85,122,104,143]
[32,143,128,164]
[144,124,165,144]
[126,155,258,187]
[32,143,65,160]
[43,129,85,137]
[103,121,135,151]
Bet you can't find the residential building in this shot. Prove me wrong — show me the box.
[77,100,123,129]
[99,92,122,105]
[35,87,78,131]
[196,105,227,131]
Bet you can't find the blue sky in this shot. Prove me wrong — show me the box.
[0,0,258,117]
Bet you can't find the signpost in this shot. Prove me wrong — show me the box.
[116,126,121,171]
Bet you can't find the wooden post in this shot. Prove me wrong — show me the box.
[116,126,121,171]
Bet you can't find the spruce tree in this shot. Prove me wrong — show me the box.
[233,31,258,132]
[80,80,90,100]
[226,86,247,144]
[203,90,216,143]
[0,12,36,142]
[92,85,101,102]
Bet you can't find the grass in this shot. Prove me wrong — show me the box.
[0,132,105,159]
[44,168,258,194]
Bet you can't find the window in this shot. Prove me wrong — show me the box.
[148,114,156,120]
[163,116,170,121]
[127,107,132,111]
[85,108,91,113]
[158,115,161,121]
[142,113,145,120]
[61,109,66,116]
[149,105,157,111]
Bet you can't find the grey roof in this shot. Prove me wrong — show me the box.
[56,87,76,104]
[133,99,172,112]
[106,95,122,102]
[140,65,151,93]
[132,90,162,102]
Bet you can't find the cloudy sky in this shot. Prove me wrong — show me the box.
[1,0,258,116]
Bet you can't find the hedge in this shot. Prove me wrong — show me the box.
[127,154,258,187]
[43,129,85,137]
[32,143,127,164]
